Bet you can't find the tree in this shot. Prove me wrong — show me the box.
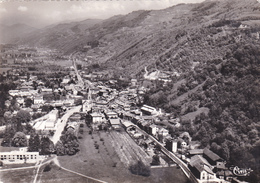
[129,160,151,177]
[40,136,54,155]
[28,134,40,152]
[59,131,79,155]
[151,155,160,166]
[16,110,31,123]
[55,140,65,156]
[12,132,27,147]
[220,142,230,161]
[25,98,33,108]
[1,126,15,147]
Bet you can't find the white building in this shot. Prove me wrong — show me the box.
[0,147,44,164]
[91,112,104,123]
[106,111,118,119]
[141,105,161,116]
[149,124,158,136]
[45,109,58,129]
[34,95,44,104]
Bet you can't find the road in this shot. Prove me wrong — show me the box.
[51,105,82,145]
[53,156,107,183]
[0,155,107,183]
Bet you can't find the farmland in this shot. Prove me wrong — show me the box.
[56,125,189,183]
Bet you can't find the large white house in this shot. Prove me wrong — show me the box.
[91,112,104,123]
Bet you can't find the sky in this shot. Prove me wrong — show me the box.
[0,0,205,28]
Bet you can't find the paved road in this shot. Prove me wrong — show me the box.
[51,105,82,145]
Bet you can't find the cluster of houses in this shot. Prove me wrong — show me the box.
[0,55,252,183]
[6,68,85,116]
[78,74,239,183]
[186,148,234,182]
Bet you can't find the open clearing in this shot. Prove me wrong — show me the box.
[0,167,35,183]
[37,163,96,183]
[56,126,190,183]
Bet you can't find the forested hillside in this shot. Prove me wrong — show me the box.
[8,0,260,181]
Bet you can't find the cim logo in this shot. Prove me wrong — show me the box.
[230,166,253,176]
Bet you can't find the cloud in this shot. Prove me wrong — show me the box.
[18,6,28,12]
[0,7,7,13]
[45,10,62,21]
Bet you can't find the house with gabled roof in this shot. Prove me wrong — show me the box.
[203,148,223,166]
[189,155,216,181]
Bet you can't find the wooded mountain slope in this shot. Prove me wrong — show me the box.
[7,0,260,181]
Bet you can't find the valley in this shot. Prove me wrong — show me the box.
[0,0,260,182]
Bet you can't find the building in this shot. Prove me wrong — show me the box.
[109,118,121,130]
[189,155,216,181]
[45,109,58,130]
[131,79,138,87]
[158,128,169,137]
[40,88,53,94]
[165,139,178,153]
[141,105,158,115]
[66,122,79,136]
[203,148,223,166]
[9,90,19,96]
[91,112,104,123]
[0,147,44,164]
[34,95,44,104]
[149,124,158,136]
[105,111,118,119]
[188,149,204,157]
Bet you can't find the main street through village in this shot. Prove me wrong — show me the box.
[51,105,82,145]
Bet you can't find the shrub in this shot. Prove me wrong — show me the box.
[43,164,52,172]
[129,161,151,177]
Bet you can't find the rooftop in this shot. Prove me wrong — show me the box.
[203,148,222,162]
[109,118,121,125]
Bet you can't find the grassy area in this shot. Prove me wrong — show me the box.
[57,125,190,183]
[0,168,35,183]
[151,166,191,183]
[181,107,209,122]
[1,163,35,169]
[37,162,97,183]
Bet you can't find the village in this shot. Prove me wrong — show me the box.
[0,45,251,183]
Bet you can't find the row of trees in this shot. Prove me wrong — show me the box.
[55,130,79,156]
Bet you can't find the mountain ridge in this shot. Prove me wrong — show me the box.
[1,0,260,181]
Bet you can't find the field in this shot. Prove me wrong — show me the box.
[0,167,35,183]
[56,125,190,183]
[0,126,190,183]
[37,163,96,183]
